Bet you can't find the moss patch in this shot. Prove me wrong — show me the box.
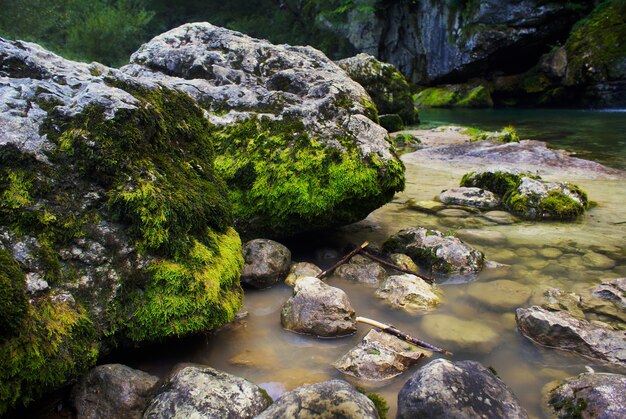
[213,116,405,237]
[379,114,404,132]
[0,249,28,341]
[460,171,534,196]
[415,84,493,108]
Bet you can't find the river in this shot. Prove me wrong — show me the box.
[118,109,626,418]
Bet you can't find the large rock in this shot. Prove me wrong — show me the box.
[439,187,500,209]
[546,372,626,418]
[0,38,244,413]
[333,329,429,380]
[122,23,405,237]
[256,379,378,419]
[334,254,387,285]
[280,276,357,337]
[374,274,441,312]
[516,306,626,367]
[383,227,484,276]
[71,364,158,419]
[241,239,291,289]
[337,53,418,124]
[397,359,528,418]
[143,365,271,418]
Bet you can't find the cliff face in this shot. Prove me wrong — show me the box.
[339,0,591,85]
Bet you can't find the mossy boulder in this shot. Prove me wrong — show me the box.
[337,53,418,125]
[414,84,493,108]
[122,24,405,238]
[0,38,243,412]
[379,114,404,132]
[461,169,589,220]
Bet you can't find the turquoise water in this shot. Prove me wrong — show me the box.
[416,108,626,170]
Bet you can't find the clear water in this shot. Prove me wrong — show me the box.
[120,109,626,418]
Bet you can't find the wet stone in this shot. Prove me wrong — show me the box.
[456,229,508,246]
[482,210,518,225]
[388,253,419,273]
[592,278,626,307]
[437,208,472,218]
[491,249,518,264]
[334,254,387,285]
[439,187,500,209]
[420,314,500,353]
[539,247,564,259]
[375,274,441,312]
[333,329,429,380]
[582,252,616,270]
[404,199,446,214]
[516,247,537,258]
[242,239,292,289]
[467,280,532,311]
[481,260,512,280]
[284,262,322,287]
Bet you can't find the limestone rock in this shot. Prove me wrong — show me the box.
[439,187,500,209]
[397,359,528,419]
[71,364,158,419]
[542,288,585,319]
[337,53,418,124]
[593,278,626,308]
[143,365,271,418]
[334,254,387,285]
[516,306,626,367]
[256,379,378,419]
[375,274,441,312]
[383,227,484,276]
[421,314,500,353]
[284,262,322,287]
[122,23,405,237]
[546,372,626,419]
[241,239,291,289]
[467,280,532,311]
[281,277,356,337]
[334,329,429,380]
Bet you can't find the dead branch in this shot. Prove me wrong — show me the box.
[358,248,434,284]
[316,241,369,279]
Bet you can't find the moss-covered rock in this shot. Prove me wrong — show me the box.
[379,114,404,132]
[414,83,493,108]
[122,24,405,237]
[337,53,418,124]
[0,38,243,412]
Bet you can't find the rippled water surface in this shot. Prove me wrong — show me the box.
[123,109,626,418]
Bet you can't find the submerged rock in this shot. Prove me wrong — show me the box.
[281,276,356,337]
[467,280,532,311]
[516,306,626,367]
[421,314,500,353]
[333,329,429,380]
[71,364,158,419]
[582,252,616,270]
[241,239,291,289]
[334,254,387,285]
[0,37,244,412]
[439,187,500,209]
[284,262,322,287]
[143,364,271,418]
[455,229,508,246]
[546,372,626,419]
[383,227,484,276]
[374,274,441,312]
[256,379,378,419]
[337,53,418,124]
[397,359,528,419]
[122,23,405,237]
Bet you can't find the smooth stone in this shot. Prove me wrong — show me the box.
[516,247,537,258]
[480,260,512,280]
[261,368,331,392]
[374,274,441,312]
[437,208,472,218]
[333,329,429,380]
[397,359,528,419]
[334,254,387,285]
[439,187,500,209]
[241,239,292,289]
[539,247,564,259]
[467,280,532,311]
[491,249,518,264]
[482,210,518,225]
[582,252,616,270]
[421,314,500,353]
[284,262,322,287]
[228,348,281,370]
[456,229,508,246]
[404,199,446,214]
[542,288,585,319]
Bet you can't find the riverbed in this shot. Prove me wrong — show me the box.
[121,109,626,418]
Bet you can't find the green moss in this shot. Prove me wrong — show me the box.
[213,116,404,237]
[462,125,519,143]
[414,87,458,107]
[379,114,404,132]
[415,84,493,108]
[0,249,28,341]
[0,296,98,413]
[460,171,533,196]
[119,227,243,342]
[456,85,493,107]
[356,387,389,419]
[550,394,589,419]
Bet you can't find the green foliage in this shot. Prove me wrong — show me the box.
[0,297,98,413]
[414,87,458,107]
[462,125,520,143]
[212,116,405,237]
[0,250,28,341]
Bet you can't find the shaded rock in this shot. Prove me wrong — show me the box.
[546,372,626,419]
[516,306,626,367]
[467,280,532,311]
[71,364,158,419]
[256,379,378,419]
[284,262,322,287]
[456,229,507,246]
[374,274,441,312]
[333,329,429,380]
[593,278,626,308]
[421,314,499,353]
[337,53,418,124]
[378,113,404,132]
[281,277,356,337]
[122,23,405,237]
[397,359,528,419]
[143,364,271,418]
[241,239,291,289]
[439,187,500,209]
[482,210,519,225]
[335,254,386,285]
[383,227,484,276]
[388,253,419,273]
[582,252,616,270]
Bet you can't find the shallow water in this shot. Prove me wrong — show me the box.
[121,110,626,418]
